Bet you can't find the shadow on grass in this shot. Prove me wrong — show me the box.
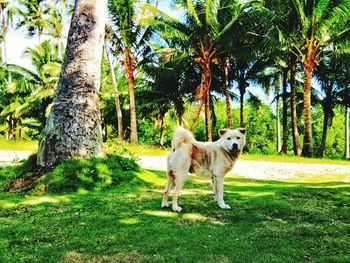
[1,168,350,262]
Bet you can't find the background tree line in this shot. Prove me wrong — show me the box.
[0,0,349,160]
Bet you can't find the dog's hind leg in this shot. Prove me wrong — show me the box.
[161,170,175,208]
[172,175,186,212]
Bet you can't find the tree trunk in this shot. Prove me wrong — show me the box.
[239,86,245,128]
[345,107,349,159]
[281,68,288,153]
[159,115,164,146]
[7,113,16,140]
[276,91,281,152]
[301,68,313,157]
[223,58,233,129]
[105,43,124,141]
[318,107,330,158]
[1,9,8,65]
[125,51,138,144]
[37,0,106,167]
[202,66,212,141]
[290,62,301,155]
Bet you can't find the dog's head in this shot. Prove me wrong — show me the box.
[218,128,246,155]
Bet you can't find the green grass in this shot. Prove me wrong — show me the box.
[0,138,38,151]
[1,163,349,262]
[124,143,170,156]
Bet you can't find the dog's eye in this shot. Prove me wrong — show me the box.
[227,137,231,140]
[237,137,240,140]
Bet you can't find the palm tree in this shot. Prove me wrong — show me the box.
[38,0,107,167]
[104,24,124,141]
[144,0,254,140]
[289,55,302,155]
[108,0,154,144]
[289,0,350,157]
[17,0,51,45]
[5,40,62,130]
[232,55,269,128]
[0,0,16,65]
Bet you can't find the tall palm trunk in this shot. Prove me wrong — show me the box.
[1,8,8,65]
[105,43,124,141]
[345,107,349,159]
[38,0,106,167]
[281,68,288,153]
[318,106,331,158]
[125,51,138,144]
[202,65,212,141]
[276,91,281,152]
[302,68,314,157]
[159,115,165,146]
[290,61,301,155]
[239,85,245,128]
[7,113,16,140]
[223,58,233,129]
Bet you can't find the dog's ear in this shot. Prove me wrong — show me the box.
[238,128,246,134]
[219,129,228,137]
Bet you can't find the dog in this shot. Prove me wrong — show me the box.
[161,126,246,212]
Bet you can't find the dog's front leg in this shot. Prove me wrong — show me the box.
[212,175,218,201]
[215,176,231,209]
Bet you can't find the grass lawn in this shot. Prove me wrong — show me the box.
[1,167,349,262]
[0,138,38,152]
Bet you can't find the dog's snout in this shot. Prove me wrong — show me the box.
[232,143,238,150]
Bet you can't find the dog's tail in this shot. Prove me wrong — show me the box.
[171,126,194,150]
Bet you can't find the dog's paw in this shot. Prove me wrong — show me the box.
[219,204,231,209]
[172,205,182,212]
[161,202,169,208]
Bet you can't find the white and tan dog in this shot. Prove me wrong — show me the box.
[162,127,246,212]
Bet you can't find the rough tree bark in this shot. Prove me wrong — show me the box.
[37,0,106,166]
[301,68,313,157]
[124,49,138,144]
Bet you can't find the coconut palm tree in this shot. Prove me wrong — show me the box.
[5,40,62,129]
[104,24,124,141]
[38,0,107,167]
[17,0,51,45]
[0,0,16,65]
[144,0,256,140]
[108,0,154,144]
[288,0,350,157]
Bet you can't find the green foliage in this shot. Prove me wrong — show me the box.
[245,104,276,154]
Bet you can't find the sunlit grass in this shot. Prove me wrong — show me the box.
[0,168,349,262]
[0,138,38,151]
